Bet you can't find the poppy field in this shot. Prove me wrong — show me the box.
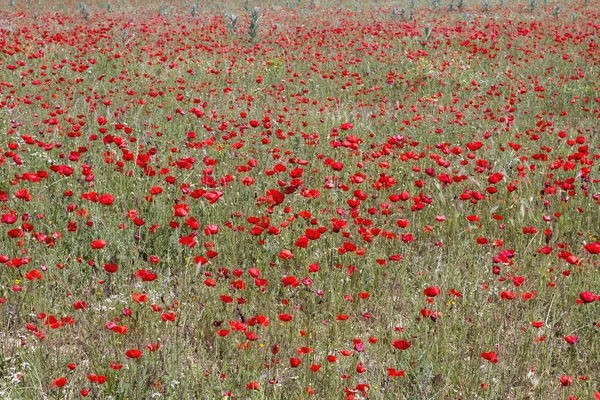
[1,0,600,398]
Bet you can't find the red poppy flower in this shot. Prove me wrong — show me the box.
[147,343,160,351]
[278,314,293,322]
[229,321,247,331]
[578,291,596,303]
[103,264,118,273]
[294,236,309,248]
[356,362,366,373]
[173,204,189,217]
[281,276,300,287]
[90,240,106,249]
[87,374,107,384]
[559,375,573,386]
[480,351,498,363]
[387,368,405,377]
[488,173,504,184]
[25,270,42,280]
[132,292,148,303]
[563,335,579,344]
[248,268,260,278]
[278,249,294,260]
[500,291,517,300]
[161,312,176,322]
[353,339,365,352]
[512,276,525,286]
[52,377,67,387]
[1,213,17,224]
[125,349,142,359]
[392,339,411,350]
[98,194,114,205]
[423,286,441,297]
[220,295,233,303]
[584,242,600,254]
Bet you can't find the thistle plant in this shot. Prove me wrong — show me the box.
[482,0,490,12]
[421,23,432,47]
[159,3,168,16]
[457,0,464,11]
[448,0,455,12]
[247,7,259,42]
[79,2,91,21]
[552,4,561,17]
[225,12,238,35]
[529,0,536,12]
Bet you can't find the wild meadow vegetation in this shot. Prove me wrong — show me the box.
[0,0,599,398]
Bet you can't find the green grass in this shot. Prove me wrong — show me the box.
[0,0,600,398]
